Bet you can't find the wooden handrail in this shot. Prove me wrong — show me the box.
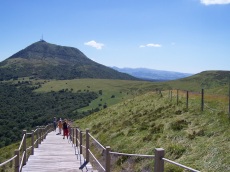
[73,127,200,172]
[0,123,53,172]
[18,134,25,151]
[110,151,155,158]
[0,155,17,167]
[88,133,106,150]
[163,158,200,172]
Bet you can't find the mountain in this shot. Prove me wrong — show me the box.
[0,40,137,80]
[111,67,193,81]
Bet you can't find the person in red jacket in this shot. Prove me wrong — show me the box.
[62,119,69,139]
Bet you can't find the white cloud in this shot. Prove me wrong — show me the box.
[84,40,104,49]
[200,0,230,5]
[139,43,162,48]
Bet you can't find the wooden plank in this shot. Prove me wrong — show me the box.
[22,131,96,172]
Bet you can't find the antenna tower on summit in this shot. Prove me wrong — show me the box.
[40,34,44,41]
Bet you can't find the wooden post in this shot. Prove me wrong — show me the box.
[177,89,179,105]
[70,128,73,142]
[170,91,172,101]
[154,148,165,172]
[14,149,19,172]
[22,130,27,166]
[43,127,46,139]
[186,91,189,109]
[36,128,39,148]
[38,127,41,144]
[86,129,90,162]
[44,126,47,139]
[105,146,111,172]
[76,128,78,147]
[80,130,83,154]
[31,130,34,155]
[201,89,204,111]
[41,127,44,141]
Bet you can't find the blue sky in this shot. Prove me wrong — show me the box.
[0,0,230,74]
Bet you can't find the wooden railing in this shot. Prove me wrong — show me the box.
[0,124,53,172]
[69,127,200,172]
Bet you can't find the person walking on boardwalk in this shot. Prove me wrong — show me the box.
[62,119,68,139]
[58,118,62,135]
[53,117,57,132]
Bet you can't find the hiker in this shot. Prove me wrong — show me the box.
[53,117,57,131]
[62,119,68,139]
[57,118,62,135]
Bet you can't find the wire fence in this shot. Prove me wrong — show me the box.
[163,89,230,115]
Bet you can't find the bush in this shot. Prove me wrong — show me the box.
[167,144,186,159]
[171,119,188,131]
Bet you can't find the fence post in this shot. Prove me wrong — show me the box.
[154,148,164,172]
[38,127,41,145]
[170,90,172,101]
[41,127,44,141]
[86,128,90,162]
[14,149,19,172]
[201,89,204,111]
[186,91,189,109]
[31,130,34,155]
[105,146,111,172]
[36,128,39,148]
[44,126,47,139]
[22,130,27,166]
[80,130,83,154]
[176,89,178,105]
[76,127,78,147]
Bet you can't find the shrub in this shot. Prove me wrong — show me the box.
[167,144,186,159]
[171,119,188,131]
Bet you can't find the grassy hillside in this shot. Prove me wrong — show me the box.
[167,70,230,94]
[35,79,166,113]
[75,91,230,172]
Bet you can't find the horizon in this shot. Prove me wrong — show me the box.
[1,0,230,74]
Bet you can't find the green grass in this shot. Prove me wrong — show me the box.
[75,92,230,172]
[34,79,164,112]
[0,142,19,172]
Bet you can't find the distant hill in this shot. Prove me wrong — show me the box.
[0,40,137,80]
[166,70,230,93]
[180,70,230,87]
[111,67,193,81]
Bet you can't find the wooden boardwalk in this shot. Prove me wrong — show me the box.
[22,131,95,172]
